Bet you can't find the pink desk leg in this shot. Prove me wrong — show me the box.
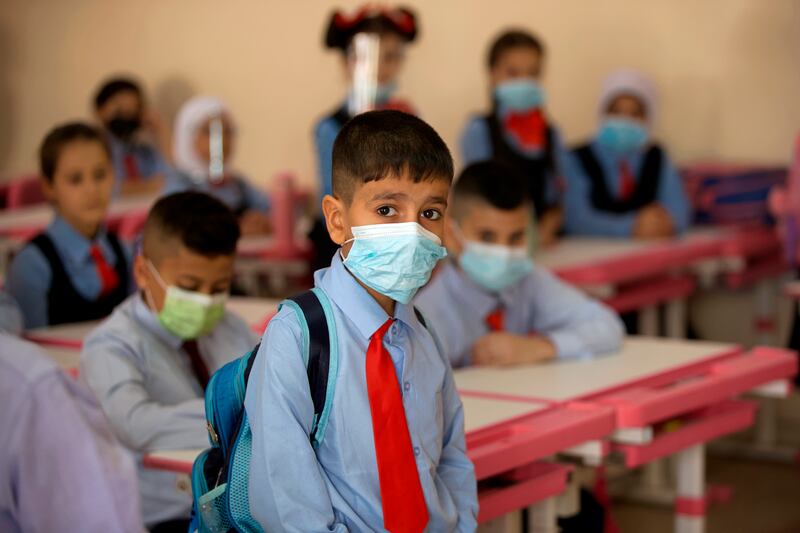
[674,444,705,533]
[638,305,660,336]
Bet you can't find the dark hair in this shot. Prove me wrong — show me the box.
[143,192,241,258]
[487,29,545,69]
[325,6,417,52]
[332,110,453,201]
[452,160,530,217]
[39,122,111,182]
[94,77,143,110]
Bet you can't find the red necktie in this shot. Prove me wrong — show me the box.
[618,161,636,201]
[503,109,546,150]
[366,318,429,533]
[485,308,505,332]
[182,340,210,390]
[89,244,119,297]
[123,153,140,180]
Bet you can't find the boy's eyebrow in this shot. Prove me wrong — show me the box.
[370,191,410,202]
[427,195,448,205]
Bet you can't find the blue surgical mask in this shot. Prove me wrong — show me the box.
[342,222,447,304]
[597,117,649,156]
[375,82,397,105]
[459,240,533,293]
[494,79,545,112]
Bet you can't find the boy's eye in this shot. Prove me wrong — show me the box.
[67,172,83,185]
[94,168,108,181]
[376,205,397,217]
[421,209,442,221]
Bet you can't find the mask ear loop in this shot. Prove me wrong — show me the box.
[142,258,167,311]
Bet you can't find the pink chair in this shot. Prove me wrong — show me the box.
[6,175,46,209]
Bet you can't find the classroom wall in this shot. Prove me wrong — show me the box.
[1,0,799,191]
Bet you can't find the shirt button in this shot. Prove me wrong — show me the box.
[403,381,411,392]
[413,446,420,457]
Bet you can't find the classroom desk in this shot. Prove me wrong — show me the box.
[24,297,279,348]
[40,344,80,378]
[144,395,613,530]
[0,193,155,239]
[455,336,798,533]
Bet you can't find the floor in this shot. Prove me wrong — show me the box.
[614,456,800,533]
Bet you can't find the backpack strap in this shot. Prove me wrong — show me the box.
[281,288,339,448]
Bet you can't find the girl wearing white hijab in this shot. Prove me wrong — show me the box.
[563,69,690,239]
[163,96,271,235]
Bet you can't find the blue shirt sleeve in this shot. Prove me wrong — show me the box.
[562,149,638,237]
[315,119,340,201]
[6,245,52,329]
[460,117,493,166]
[655,152,691,234]
[245,311,348,532]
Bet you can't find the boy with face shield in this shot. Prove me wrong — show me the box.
[415,160,624,368]
[94,77,172,196]
[246,110,478,532]
[563,69,691,238]
[81,192,258,532]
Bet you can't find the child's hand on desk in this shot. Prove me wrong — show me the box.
[472,333,556,366]
[239,210,272,236]
[633,204,673,239]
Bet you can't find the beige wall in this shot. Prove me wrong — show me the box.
[1,0,798,190]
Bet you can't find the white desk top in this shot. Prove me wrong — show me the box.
[0,194,155,236]
[454,336,739,403]
[227,297,280,327]
[41,345,80,371]
[26,321,99,345]
[535,238,660,271]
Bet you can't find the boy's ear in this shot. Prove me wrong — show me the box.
[40,178,56,204]
[443,215,463,257]
[322,194,348,245]
[132,254,150,291]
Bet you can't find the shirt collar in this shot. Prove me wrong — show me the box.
[131,292,184,349]
[316,252,426,340]
[46,216,109,265]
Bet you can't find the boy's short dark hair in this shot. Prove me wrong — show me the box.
[94,77,143,110]
[332,110,453,202]
[324,6,417,53]
[488,29,545,69]
[39,122,111,183]
[451,160,530,219]
[143,192,241,260]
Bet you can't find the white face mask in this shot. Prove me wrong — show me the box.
[341,222,447,304]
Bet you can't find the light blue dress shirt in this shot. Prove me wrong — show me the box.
[459,114,569,209]
[162,171,270,214]
[562,140,691,237]
[0,333,142,533]
[414,259,624,368]
[0,292,23,335]
[7,216,133,329]
[314,114,343,201]
[108,135,172,196]
[245,252,478,532]
[81,293,258,526]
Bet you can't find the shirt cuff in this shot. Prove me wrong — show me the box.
[546,330,590,360]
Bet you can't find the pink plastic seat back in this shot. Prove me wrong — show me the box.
[7,175,46,209]
[117,210,149,242]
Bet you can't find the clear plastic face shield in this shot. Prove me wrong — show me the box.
[208,115,225,184]
[347,32,381,116]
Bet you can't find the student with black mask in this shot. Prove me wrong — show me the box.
[94,77,172,196]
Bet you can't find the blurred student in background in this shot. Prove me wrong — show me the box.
[461,29,566,245]
[563,69,690,239]
[94,77,172,196]
[309,4,419,270]
[164,96,271,236]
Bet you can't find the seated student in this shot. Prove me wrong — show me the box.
[563,69,691,238]
[81,191,257,532]
[7,122,133,329]
[164,96,271,235]
[94,77,172,196]
[310,4,419,270]
[246,111,478,531]
[461,29,566,245]
[415,160,624,368]
[0,332,143,533]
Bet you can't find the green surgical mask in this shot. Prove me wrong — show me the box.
[146,260,227,340]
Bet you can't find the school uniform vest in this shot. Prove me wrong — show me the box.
[484,110,555,216]
[573,143,664,214]
[330,105,352,128]
[30,232,129,325]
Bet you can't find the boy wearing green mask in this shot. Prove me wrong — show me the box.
[245,110,478,532]
[81,191,257,532]
[415,160,624,368]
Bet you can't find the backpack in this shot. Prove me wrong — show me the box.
[189,288,339,533]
